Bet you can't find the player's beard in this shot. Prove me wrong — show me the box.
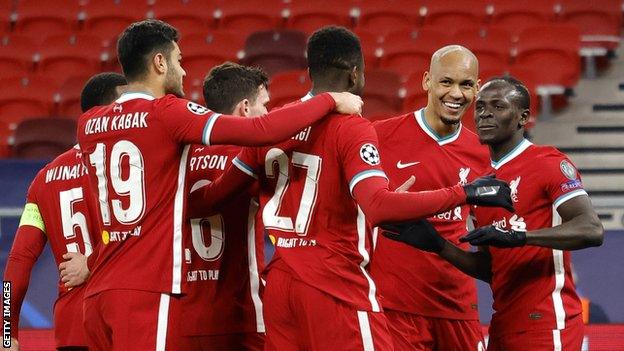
[164,67,184,98]
[440,114,461,126]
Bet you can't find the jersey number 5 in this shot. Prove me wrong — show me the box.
[59,187,93,255]
[89,141,146,225]
[263,148,321,236]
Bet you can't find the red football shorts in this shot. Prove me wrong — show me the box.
[487,315,584,351]
[384,308,485,351]
[263,268,394,351]
[83,289,173,351]
[54,287,88,348]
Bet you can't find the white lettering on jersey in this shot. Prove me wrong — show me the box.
[84,112,149,135]
[189,155,229,172]
[45,163,88,183]
[292,126,312,142]
[492,214,526,231]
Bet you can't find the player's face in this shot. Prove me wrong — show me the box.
[248,85,270,117]
[423,52,478,125]
[474,83,525,145]
[164,42,186,98]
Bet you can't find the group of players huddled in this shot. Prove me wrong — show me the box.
[3,19,604,351]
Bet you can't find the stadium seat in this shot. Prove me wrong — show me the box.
[488,0,558,40]
[1,1,11,34]
[37,34,105,85]
[379,28,453,79]
[453,26,513,69]
[0,34,37,74]
[402,72,428,112]
[214,1,285,36]
[81,0,149,47]
[509,64,559,123]
[362,69,402,117]
[0,76,57,130]
[514,24,581,88]
[353,28,382,69]
[12,117,77,159]
[151,0,216,34]
[353,0,422,37]
[0,120,12,158]
[420,1,488,30]
[56,75,91,118]
[285,1,352,34]
[13,0,78,41]
[559,0,622,51]
[241,30,307,76]
[267,70,310,109]
[180,30,246,88]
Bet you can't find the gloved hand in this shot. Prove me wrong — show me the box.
[381,220,446,253]
[463,175,514,212]
[459,225,527,248]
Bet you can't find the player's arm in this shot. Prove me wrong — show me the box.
[381,220,493,282]
[461,195,603,250]
[2,204,48,339]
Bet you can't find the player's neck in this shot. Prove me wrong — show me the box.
[310,83,349,96]
[490,133,526,162]
[423,108,459,137]
[124,82,163,98]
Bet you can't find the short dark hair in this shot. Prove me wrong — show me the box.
[80,72,127,112]
[202,62,269,114]
[485,76,531,110]
[117,19,180,81]
[307,26,363,80]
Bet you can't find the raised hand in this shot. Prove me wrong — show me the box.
[463,175,514,212]
[328,92,364,115]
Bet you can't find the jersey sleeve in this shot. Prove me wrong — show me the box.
[232,147,262,180]
[156,95,215,144]
[336,116,388,194]
[541,151,588,210]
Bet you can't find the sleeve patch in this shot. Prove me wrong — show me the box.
[561,179,583,192]
[360,143,380,166]
[187,101,210,115]
[560,160,577,180]
[18,203,46,232]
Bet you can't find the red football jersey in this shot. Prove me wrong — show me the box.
[473,139,585,338]
[370,109,490,319]
[77,92,214,295]
[234,112,388,312]
[4,146,99,344]
[180,144,265,336]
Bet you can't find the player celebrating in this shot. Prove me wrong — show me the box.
[2,72,127,351]
[171,62,270,350]
[370,45,488,350]
[194,26,513,351]
[383,77,603,351]
[77,20,362,351]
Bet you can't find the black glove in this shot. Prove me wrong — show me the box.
[459,225,527,248]
[381,220,446,253]
[463,175,514,212]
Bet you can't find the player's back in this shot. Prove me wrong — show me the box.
[27,146,98,294]
[77,92,214,296]
[236,112,385,312]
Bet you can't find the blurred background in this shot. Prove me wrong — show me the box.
[0,0,623,349]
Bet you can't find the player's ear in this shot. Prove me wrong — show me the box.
[153,52,167,75]
[233,99,250,117]
[349,67,358,89]
[422,71,431,91]
[518,109,530,128]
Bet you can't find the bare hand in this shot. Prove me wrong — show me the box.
[328,92,363,115]
[7,337,19,351]
[59,252,90,288]
[395,175,415,193]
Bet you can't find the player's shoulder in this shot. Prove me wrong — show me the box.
[154,94,213,115]
[190,143,240,157]
[529,144,570,163]
[46,145,82,169]
[371,112,413,135]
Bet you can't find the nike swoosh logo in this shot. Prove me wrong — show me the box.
[396,161,420,169]
[477,186,500,196]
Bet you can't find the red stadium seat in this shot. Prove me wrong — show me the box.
[12,117,77,159]
[13,0,78,41]
[179,30,246,87]
[0,76,57,130]
[151,0,216,34]
[214,1,285,36]
[241,30,307,76]
[56,75,92,118]
[37,34,105,85]
[560,0,622,51]
[402,72,428,112]
[0,120,12,158]
[488,0,559,40]
[285,1,352,34]
[267,70,310,109]
[354,28,382,69]
[0,34,37,74]
[362,69,402,117]
[81,0,149,47]
[354,0,422,37]
[514,25,581,88]
[453,26,513,69]
[421,1,488,30]
[379,28,453,79]
[1,1,11,34]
